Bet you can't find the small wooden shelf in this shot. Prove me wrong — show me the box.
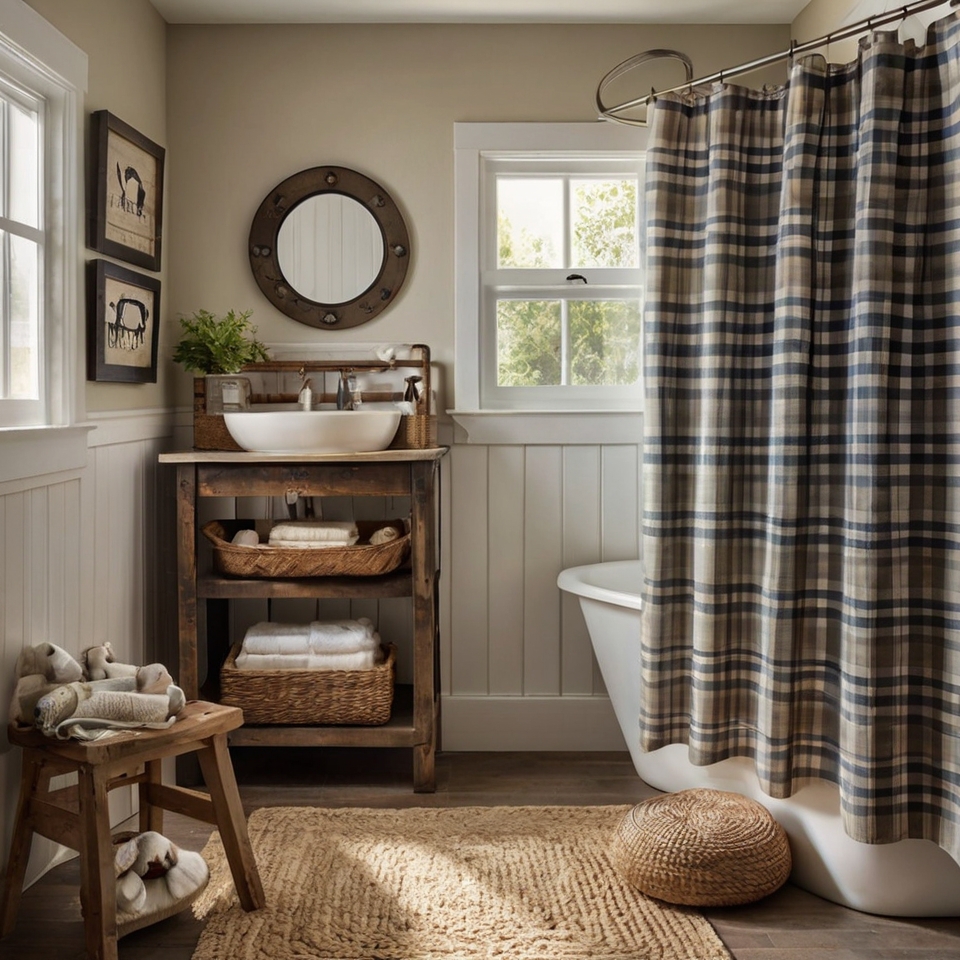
[160,447,446,793]
[226,686,420,748]
[198,569,413,600]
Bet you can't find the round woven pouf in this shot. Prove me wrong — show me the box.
[610,788,792,907]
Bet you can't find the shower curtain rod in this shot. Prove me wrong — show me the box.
[597,0,958,125]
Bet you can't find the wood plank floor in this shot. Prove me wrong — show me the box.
[4,748,960,959]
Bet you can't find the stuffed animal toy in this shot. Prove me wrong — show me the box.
[15,642,83,684]
[8,642,85,726]
[33,679,186,738]
[114,831,209,922]
[83,644,177,695]
[83,642,141,681]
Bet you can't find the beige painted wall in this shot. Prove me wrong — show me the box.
[166,22,788,411]
[25,0,169,413]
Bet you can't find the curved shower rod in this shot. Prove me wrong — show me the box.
[597,0,959,126]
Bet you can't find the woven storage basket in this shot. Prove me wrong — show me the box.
[220,642,395,725]
[389,413,437,449]
[202,519,410,578]
[609,788,792,907]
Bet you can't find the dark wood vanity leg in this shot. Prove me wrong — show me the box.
[411,460,438,793]
[176,464,199,701]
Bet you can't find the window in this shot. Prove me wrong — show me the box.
[455,123,647,425]
[0,2,85,430]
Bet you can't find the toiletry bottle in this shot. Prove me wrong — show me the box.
[337,371,352,410]
[403,376,422,405]
[298,378,313,410]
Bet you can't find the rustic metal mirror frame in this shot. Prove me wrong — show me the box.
[248,165,410,330]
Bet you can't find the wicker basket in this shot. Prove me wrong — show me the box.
[220,642,396,725]
[390,413,437,449]
[609,788,792,907]
[202,519,410,578]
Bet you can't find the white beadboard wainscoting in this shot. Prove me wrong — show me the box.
[441,439,642,751]
[0,410,178,887]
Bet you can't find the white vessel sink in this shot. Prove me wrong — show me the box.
[223,409,401,454]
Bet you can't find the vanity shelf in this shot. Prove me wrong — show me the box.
[159,447,446,792]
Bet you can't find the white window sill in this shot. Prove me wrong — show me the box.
[448,410,643,445]
[0,423,94,484]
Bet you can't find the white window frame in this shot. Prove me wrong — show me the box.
[453,122,647,444]
[0,1,88,481]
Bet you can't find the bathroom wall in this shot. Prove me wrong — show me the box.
[166,20,789,749]
[1,0,173,888]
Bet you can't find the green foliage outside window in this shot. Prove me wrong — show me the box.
[496,178,641,388]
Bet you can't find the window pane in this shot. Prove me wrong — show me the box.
[9,233,40,398]
[497,178,563,268]
[9,100,40,229]
[569,299,641,386]
[497,299,561,386]
[571,179,638,269]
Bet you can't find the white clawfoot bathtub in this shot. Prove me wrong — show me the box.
[558,559,960,917]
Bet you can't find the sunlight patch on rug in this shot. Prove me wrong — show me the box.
[192,805,731,960]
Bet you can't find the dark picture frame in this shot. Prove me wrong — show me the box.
[87,259,161,383]
[89,110,165,271]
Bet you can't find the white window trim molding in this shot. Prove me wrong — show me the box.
[0,422,92,484]
[0,1,88,478]
[453,122,647,446]
[449,409,644,445]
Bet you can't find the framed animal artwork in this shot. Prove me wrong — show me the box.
[87,259,161,383]
[89,111,165,271]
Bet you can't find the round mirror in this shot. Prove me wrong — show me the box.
[249,166,410,329]
[277,194,384,304]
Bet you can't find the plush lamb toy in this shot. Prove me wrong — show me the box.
[83,642,144,681]
[33,678,186,737]
[114,831,209,922]
[8,642,85,726]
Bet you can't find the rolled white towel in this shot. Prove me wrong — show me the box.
[234,649,378,671]
[369,525,400,545]
[268,521,359,544]
[308,619,379,654]
[241,622,312,656]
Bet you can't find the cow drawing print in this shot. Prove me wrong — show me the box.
[107,297,148,350]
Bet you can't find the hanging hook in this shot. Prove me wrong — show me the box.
[788,38,797,66]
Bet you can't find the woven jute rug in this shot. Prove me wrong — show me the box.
[191,805,731,960]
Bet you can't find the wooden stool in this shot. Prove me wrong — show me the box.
[0,701,265,960]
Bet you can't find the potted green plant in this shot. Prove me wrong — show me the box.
[173,308,271,419]
[172,308,270,375]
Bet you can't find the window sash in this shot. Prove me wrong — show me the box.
[480,157,643,409]
[0,1,84,431]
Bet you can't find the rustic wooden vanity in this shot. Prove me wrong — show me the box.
[159,447,445,792]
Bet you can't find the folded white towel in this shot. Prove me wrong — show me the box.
[234,649,378,671]
[309,619,378,654]
[240,622,312,656]
[268,538,359,549]
[269,521,359,544]
[240,619,377,656]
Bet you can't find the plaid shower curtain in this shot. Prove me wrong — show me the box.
[641,15,960,856]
